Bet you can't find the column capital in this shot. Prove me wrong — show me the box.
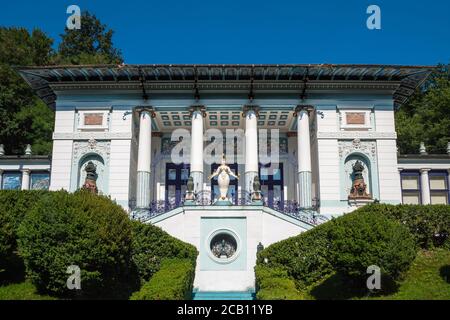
[398,167,404,172]
[294,104,314,117]
[420,168,431,174]
[242,105,260,118]
[136,106,156,118]
[189,105,207,118]
[21,169,31,175]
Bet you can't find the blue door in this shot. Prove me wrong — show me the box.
[259,163,284,209]
[165,163,190,208]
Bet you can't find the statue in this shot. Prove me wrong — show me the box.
[185,176,196,202]
[82,161,98,194]
[348,160,371,200]
[208,154,240,204]
[251,175,262,202]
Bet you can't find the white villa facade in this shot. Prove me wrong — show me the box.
[1,64,448,293]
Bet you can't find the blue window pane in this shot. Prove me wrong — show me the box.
[181,169,189,181]
[30,173,50,190]
[273,169,281,180]
[2,173,22,190]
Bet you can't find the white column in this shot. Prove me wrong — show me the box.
[136,108,153,209]
[297,106,312,209]
[190,107,204,193]
[21,169,31,190]
[420,168,431,205]
[0,169,3,189]
[244,107,259,194]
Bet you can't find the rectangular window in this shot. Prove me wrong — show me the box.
[429,171,449,205]
[401,171,421,205]
[30,172,50,190]
[1,172,22,190]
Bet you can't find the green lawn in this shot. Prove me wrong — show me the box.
[0,281,57,300]
[372,249,450,300]
[305,249,450,300]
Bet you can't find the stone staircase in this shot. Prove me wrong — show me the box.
[192,291,255,300]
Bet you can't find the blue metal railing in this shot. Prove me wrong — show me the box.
[130,192,327,225]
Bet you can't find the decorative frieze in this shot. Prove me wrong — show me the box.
[317,131,397,140]
[72,139,111,168]
[53,132,132,140]
[338,139,377,162]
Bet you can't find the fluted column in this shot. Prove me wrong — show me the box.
[243,105,259,194]
[296,105,313,209]
[136,108,154,209]
[21,169,31,190]
[420,168,431,205]
[190,106,205,194]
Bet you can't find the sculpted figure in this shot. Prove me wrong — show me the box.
[208,154,239,201]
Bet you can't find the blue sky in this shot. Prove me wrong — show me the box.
[1,0,449,65]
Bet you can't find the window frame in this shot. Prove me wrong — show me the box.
[429,170,449,205]
[29,171,51,190]
[1,171,23,190]
[400,170,422,205]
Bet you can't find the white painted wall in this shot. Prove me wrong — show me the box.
[50,140,73,191]
[153,206,310,292]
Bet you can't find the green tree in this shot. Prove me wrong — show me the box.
[0,28,54,155]
[54,11,123,65]
[396,64,450,154]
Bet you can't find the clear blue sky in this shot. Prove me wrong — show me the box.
[1,0,449,65]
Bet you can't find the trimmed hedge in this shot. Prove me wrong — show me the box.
[255,265,303,300]
[257,222,333,290]
[130,258,196,300]
[131,221,198,284]
[255,204,428,299]
[17,190,134,299]
[328,210,417,280]
[356,204,450,249]
[0,190,49,282]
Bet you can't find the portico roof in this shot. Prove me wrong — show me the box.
[16,64,434,109]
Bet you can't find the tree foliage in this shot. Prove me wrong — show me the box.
[396,64,450,154]
[0,28,54,155]
[0,12,123,155]
[54,11,123,65]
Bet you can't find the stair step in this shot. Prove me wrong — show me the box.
[193,291,255,300]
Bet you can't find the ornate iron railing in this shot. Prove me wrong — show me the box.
[131,193,328,225]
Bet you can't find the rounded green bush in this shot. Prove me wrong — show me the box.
[130,258,196,300]
[329,210,417,281]
[131,220,198,284]
[357,204,450,249]
[0,190,48,282]
[256,223,333,289]
[17,190,134,298]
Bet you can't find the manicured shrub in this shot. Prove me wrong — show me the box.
[17,190,134,299]
[329,210,417,281]
[131,220,198,284]
[0,190,48,282]
[255,265,304,300]
[256,223,333,289]
[357,204,450,249]
[130,258,196,300]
